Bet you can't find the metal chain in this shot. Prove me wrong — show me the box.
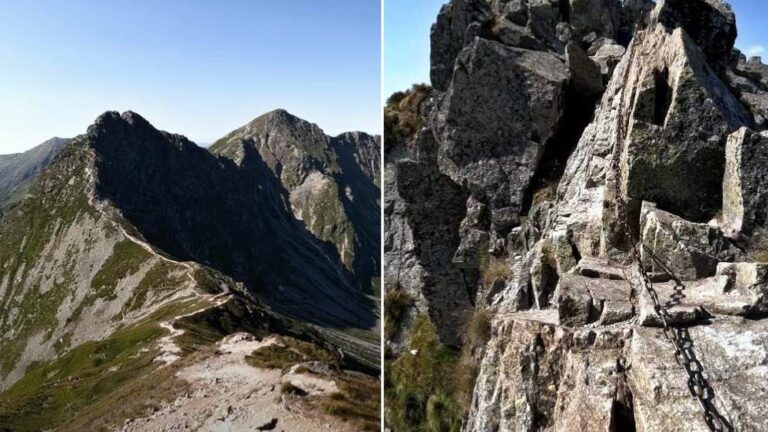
[610,35,731,430]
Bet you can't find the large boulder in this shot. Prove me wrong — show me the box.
[650,0,737,73]
[639,202,737,280]
[618,26,750,222]
[568,0,622,42]
[556,274,633,327]
[465,311,627,432]
[722,127,768,240]
[435,37,569,231]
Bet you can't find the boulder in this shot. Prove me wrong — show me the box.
[395,149,472,346]
[726,55,768,128]
[618,26,750,222]
[650,0,736,73]
[640,202,736,280]
[551,24,750,265]
[588,39,625,80]
[717,262,768,314]
[568,0,622,42]
[435,37,568,231]
[496,0,528,26]
[721,127,768,238]
[635,275,753,326]
[467,312,634,431]
[492,18,546,50]
[566,42,604,100]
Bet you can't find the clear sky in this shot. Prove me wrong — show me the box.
[384,0,768,98]
[0,0,381,154]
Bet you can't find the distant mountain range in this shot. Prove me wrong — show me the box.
[0,137,70,210]
[0,109,380,430]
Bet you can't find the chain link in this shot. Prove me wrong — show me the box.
[610,39,731,429]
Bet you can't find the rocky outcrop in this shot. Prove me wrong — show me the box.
[430,0,493,91]
[650,0,736,74]
[435,38,569,230]
[467,311,768,432]
[386,0,768,430]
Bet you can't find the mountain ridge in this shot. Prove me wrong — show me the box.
[0,108,380,430]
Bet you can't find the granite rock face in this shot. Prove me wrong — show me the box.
[435,38,569,230]
[651,0,737,73]
[386,0,768,430]
[722,127,768,243]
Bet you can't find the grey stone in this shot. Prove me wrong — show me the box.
[722,128,768,239]
[566,42,604,100]
[640,202,737,280]
[651,0,737,73]
[631,319,768,431]
[588,39,626,79]
[435,37,568,231]
[556,274,633,327]
[568,0,622,41]
[430,0,493,91]
[493,18,546,50]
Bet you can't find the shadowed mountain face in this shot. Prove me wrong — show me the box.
[0,137,69,209]
[90,111,377,329]
[209,109,382,296]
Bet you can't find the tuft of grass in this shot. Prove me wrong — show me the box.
[384,84,432,151]
[385,314,462,431]
[321,372,380,432]
[384,289,413,340]
[465,308,493,351]
[245,337,337,371]
[480,256,511,287]
[386,310,492,431]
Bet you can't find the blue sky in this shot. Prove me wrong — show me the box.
[384,0,768,97]
[0,0,381,153]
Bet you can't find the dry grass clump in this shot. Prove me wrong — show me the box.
[481,256,512,287]
[384,84,432,151]
[384,289,413,340]
[321,372,380,431]
[245,337,337,371]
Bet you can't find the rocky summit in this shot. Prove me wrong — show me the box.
[0,110,380,431]
[385,0,768,431]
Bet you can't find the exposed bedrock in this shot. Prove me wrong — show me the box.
[466,312,768,432]
[387,0,768,427]
[552,23,750,265]
[394,132,473,347]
